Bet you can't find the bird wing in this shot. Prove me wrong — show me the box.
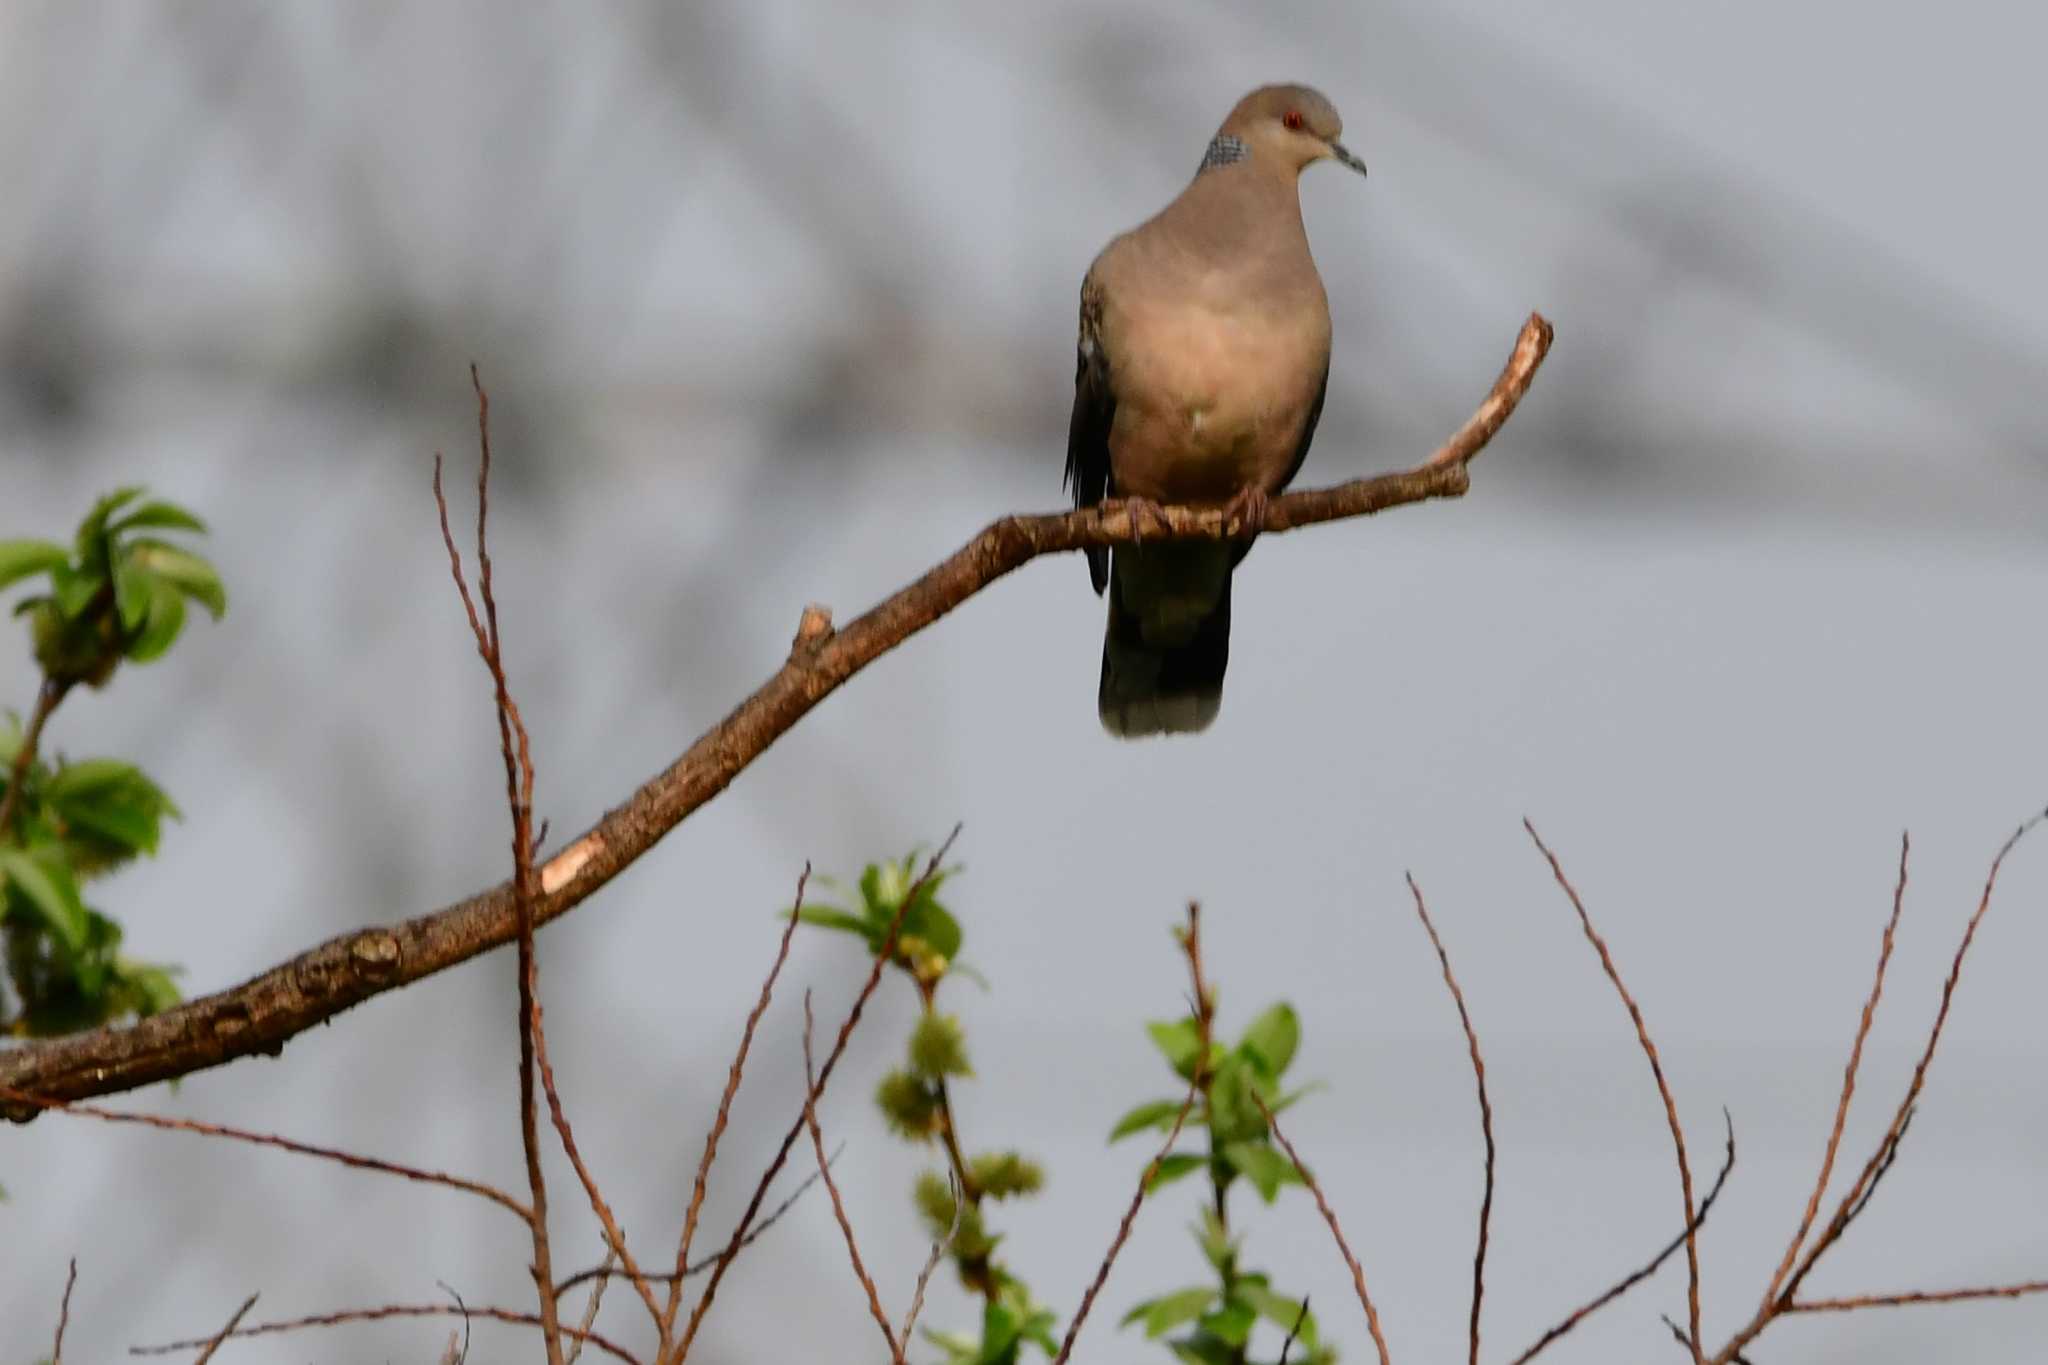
[1064,273,1115,595]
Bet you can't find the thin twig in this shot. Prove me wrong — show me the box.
[1760,833,1910,1308]
[1257,1095,1394,1365]
[2,315,1553,1114]
[1710,812,2047,1364]
[1526,819,1703,1364]
[1839,1107,1913,1228]
[802,993,904,1363]
[190,1294,259,1365]
[128,1303,638,1364]
[437,1281,472,1365]
[1278,1296,1311,1365]
[556,1154,837,1298]
[672,827,962,1363]
[1663,1316,1751,1365]
[1051,904,1211,1365]
[563,1252,615,1365]
[436,373,566,1364]
[0,1086,529,1219]
[661,864,809,1337]
[50,1257,77,1364]
[901,1171,963,1349]
[1053,1079,1196,1365]
[1510,1112,1737,1365]
[532,1009,661,1325]
[1406,873,1493,1365]
[1788,1283,2048,1312]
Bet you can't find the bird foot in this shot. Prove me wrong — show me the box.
[1223,485,1270,542]
[1119,496,1173,543]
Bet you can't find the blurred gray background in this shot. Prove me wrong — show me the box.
[5,2,2047,1360]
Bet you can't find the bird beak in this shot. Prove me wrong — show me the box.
[1327,140,1368,178]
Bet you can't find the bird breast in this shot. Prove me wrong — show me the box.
[1107,286,1330,503]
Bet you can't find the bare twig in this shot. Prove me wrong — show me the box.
[555,1154,837,1298]
[129,1303,638,1364]
[190,1294,258,1365]
[1406,873,1493,1365]
[1278,1296,1312,1365]
[1053,1076,1196,1365]
[802,993,904,1363]
[1051,905,1210,1365]
[1526,819,1703,1364]
[1663,1316,1751,1365]
[0,1087,529,1219]
[1,315,1553,1114]
[562,1252,615,1365]
[901,1171,963,1349]
[50,1257,77,1364]
[1510,1112,1737,1365]
[1760,833,1910,1307]
[1257,1095,1394,1365]
[436,371,565,1363]
[1839,1106,1913,1228]
[671,828,962,1363]
[661,865,809,1336]
[1788,1282,2048,1312]
[437,1281,473,1365]
[1710,812,2047,1364]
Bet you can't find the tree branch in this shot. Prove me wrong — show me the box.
[0,313,1552,1116]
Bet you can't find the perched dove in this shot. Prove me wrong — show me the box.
[1066,84,1366,738]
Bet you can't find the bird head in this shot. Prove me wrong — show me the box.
[1219,84,1367,178]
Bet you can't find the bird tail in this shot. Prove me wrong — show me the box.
[1097,543,1233,738]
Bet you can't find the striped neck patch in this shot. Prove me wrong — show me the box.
[1197,134,1247,174]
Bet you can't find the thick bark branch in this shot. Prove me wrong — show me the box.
[0,313,1552,1117]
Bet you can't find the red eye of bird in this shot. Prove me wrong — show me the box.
[1283,109,1304,131]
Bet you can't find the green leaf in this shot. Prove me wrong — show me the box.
[979,1297,1023,1361]
[47,760,180,871]
[1142,1151,1207,1192]
[1239,1001,1300,1078]
[1109,1097,1189,1142]
[1198,1300,1258,1347]
[125,539,225,618]
[1222,1140,1303,1203]
[1167,1337,1237,1365]
[110,500,208,535]
[0,846,89,956]
[1237,1282,1318,1349]
[1207,1055,1267,1143]
[114,960,184,1017]
[75,487,144,554]
[792,905,874,938]
[51,562,106,620]
[124,574,185,662]
[1122,1286,1216,1338]
[1146,1017,1205,1078]
[112,554,152,630]
[901,894,962,961]
[46,758,143,798]
[0,540,69,594]
[1194,1207,1239,1271]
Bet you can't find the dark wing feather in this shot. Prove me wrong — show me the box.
[1064,277,1114,594]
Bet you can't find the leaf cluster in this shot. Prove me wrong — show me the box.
[1,488,225,687]
[1113,999,1333,1365]
[0,489,220,1035]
